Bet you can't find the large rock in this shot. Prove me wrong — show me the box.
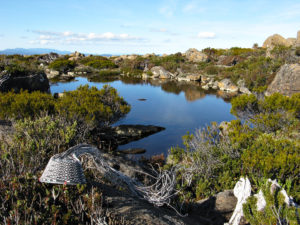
[186,74,201,81]
[38,52,60,64]
[262,34,293,48]
[217,55,244,66]
[237,79,251,94]
[185,48,208,63]
[265,64,300,97]
[218,79,239,92]
[68,51,85,61]
[150,66,173,79]
[113,124,165,145]
[296,30,300,47]
[45,69,60,79]
[286,38,296,46]
[193,190,237,224]
[113,54,139,64]
[101,181,199,225]
[0,71,50,93]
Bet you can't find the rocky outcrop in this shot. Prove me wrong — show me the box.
[68,51,85,61]
[38,52,60,64]
[96,124,166,151]
[113,124,165,145]
[99,152,239,225]
[189,190,237,225]
[286,38,296,46]
[103,189,189,225]
[237,80,251,94]
[185,48,208,63]
[296,30,300,46]
[218,79,239,92]
[150,66,173,79]
[0,71,50,93]
[113,54,139,64]
[217,56,245,66]
[262,34,293,48]
[185,74,201,81]
[45,69,60,79]
[265,64,300,97]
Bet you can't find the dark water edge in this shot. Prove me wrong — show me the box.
[50,76,236,157]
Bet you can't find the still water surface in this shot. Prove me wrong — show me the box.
[50,77,235,157]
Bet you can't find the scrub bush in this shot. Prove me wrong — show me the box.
[243,181,300,225]
[167,93,300,203]
[0,85,131,128]
[48,58,76,73]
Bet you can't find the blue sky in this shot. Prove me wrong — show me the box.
[0,0,299,54]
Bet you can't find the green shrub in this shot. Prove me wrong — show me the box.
[197,61,211,70]
[98,70,121,76]
[56,85,130,127]
[0,111,108,224]
[231,93,300,119]
[228,47,254,56]
[0,178,104,225]
[202,47,227,56]
[0,54,41,78]
[0,85,131,128]
[223,56,283,90]
[0,90,56,119]
[167,123,242,200]
[204,65,220,75]
[243,181,300,225]
[231,94,258,116]
[146,70,153,76]
[149,53,185,73]
[48,58,76,73]
[4,63,41,77]
[270,45,291,60]
[0,114,80,176]
[85,59,117,69]
[242,133,299,180]
[79,56,117,70]
[167,93,300,203]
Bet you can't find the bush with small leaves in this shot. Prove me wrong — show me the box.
[48,58,76,73]
[56,85,130,127]
[0,90,56,120]
[243,180,300,225]
[0,85,131,128]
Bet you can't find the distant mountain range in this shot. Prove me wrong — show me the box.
[0,48,71,55]
[0,48,113,56]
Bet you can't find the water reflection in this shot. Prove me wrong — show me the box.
[50,76,235,157]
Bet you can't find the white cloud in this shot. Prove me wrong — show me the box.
[63,31,73,36]
[197,32,216,39]
[102,32,115,39]
[183,1,205,13]
[40,40,51,45]
[29,30,145,45]
[159,0,178,17]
